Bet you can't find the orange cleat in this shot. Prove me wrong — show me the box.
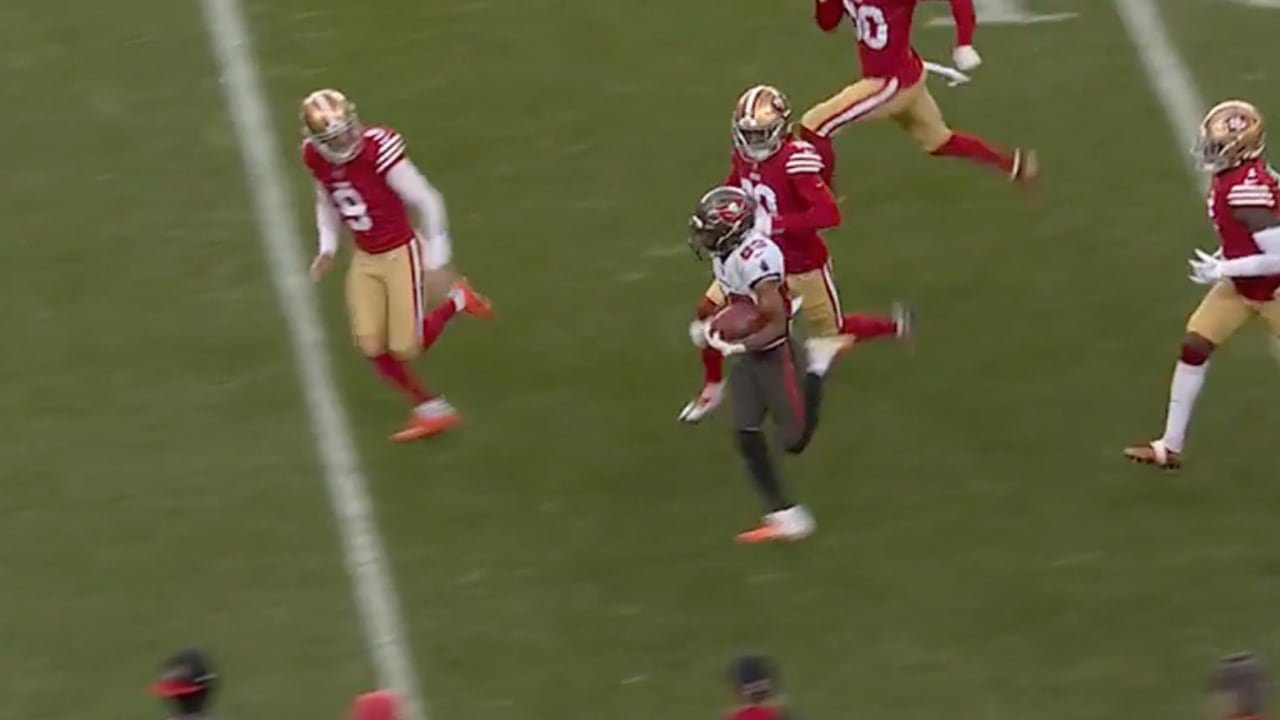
[1123,439,1182,470]
[390,400,460,442]
[452,278,494,320]
[735,506,815,544]
[736,523,785,544]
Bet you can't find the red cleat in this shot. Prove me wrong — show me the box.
[452,278,494,320]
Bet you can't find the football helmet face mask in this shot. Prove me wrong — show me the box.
[690,186,758,260]
[732,85,792,162]
[302,88,364,164]
[1195,100,1266,174]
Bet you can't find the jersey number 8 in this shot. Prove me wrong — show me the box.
[845,0,889,51]
[330,182,374,232]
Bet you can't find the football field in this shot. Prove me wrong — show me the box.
[5,1,1280,718]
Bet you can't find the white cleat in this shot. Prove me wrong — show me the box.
[891,301,914,340]
[804,335,855,376]
[678,382,724,423]
[736,504,816,544]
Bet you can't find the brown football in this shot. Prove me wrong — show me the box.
[710,301,765,341]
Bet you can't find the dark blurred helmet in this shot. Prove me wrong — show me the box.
[152,648,217,716]
[729,653,777,704]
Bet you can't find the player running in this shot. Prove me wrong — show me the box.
[690,186,852,543]
[1125,100,1280,469]
[679,85,912,423]
[798,0,1037,189]
[301,89,493,442]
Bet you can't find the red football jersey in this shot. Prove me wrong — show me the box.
[303,126,414,254]
[728,140,833,274]
[832,0,926,84]
[1207,159,1280,301]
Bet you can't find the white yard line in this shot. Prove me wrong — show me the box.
[1111,0,1208,190]
[196,2,429,719]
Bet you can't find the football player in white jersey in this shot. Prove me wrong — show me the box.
[689,186,853,543]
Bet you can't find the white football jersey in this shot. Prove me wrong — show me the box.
[712,231,786,300]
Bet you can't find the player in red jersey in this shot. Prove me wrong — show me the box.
[301,89,493,442]
[1125,101,1280,469]
[679,85,912,423]
[725,654,792,720]
[797,0,1036,189]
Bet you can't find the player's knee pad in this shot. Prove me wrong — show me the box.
[1180,335,1215,366]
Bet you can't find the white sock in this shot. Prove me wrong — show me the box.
[448,286,465,312]
[1161,361,1208,453]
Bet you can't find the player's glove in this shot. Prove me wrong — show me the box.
[688,319,710,349]
[953,45,982,72]
[1188,248,1224,285]
[704,326,747,356]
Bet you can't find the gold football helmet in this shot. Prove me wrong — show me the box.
[301,88,364,163]
[732,85,792,162]
[1194,100,1266,173]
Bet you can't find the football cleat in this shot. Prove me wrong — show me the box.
[451,278,494,320]
[1011,148,1039,186]
[678,382,724,424]
[1123,439,1182,470]
[736,505,816,544]
[804,334,855,376]
[891,301,914,341]
[391,398,460,442]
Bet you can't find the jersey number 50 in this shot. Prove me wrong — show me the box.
[844,0,889,51]
[330,182,374,232]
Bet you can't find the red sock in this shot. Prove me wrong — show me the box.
[798,125,836,187]
[420,300,457,351]
[931,131,1016,175]
[842,313,897,341]
[701,346,725,384]
[372,353,433,405]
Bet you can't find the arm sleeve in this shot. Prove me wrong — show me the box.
[815,0,844,31]
[946,0,976,46]
[1219,252,1280,278]
[385,159,452,269]
[771,174,842,235]
[315,184,341,256]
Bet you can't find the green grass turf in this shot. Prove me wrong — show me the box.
[3,0,1280,719]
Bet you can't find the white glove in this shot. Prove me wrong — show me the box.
[703,325,747,356]
[688,319,709,349]
[953,45,982,72]
[1188,248,1223,285]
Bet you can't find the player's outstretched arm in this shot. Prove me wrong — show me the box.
[938,0,981,70]
[386,159,452,270]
